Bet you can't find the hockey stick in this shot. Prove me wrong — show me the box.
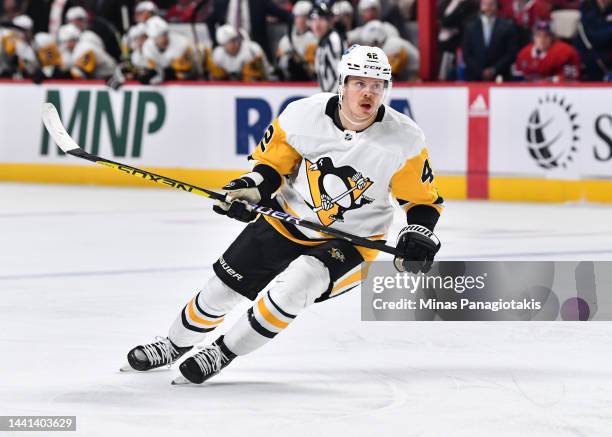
[41,103,401,256]
[312,179,370,212]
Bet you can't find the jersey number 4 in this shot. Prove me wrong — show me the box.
[257,124,275,152]
[421,159,434,183]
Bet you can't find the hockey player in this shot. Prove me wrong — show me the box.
[360,20,420,81]
[57,24,80,72]
[140,16,197,83]
[31,32,71,82]
[276,1,318,81]
[7,15,38,79]
[0,24,17,77]
[332,1,355,36]
[513,21,580,82]
[208,24,273,81]
[0,16,35,77]
[65,6,105,50]
[124,44,444,384]
[107,23,149,89]
[59,23,116,79]
[347,0,400,45]
[127,23,148,72]
[311,3,347,92]
[135,1,159,23]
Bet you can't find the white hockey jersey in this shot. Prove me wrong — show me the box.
[348,21,399,45]
[277,29,317,80]
[0,29,17,75]
[383,36,419,80]
[15,38,38,76]
[277,29,317,63]
[249,93,443,255]
[70,40,116,78]
[81,30,105,49]
[142,32,197,79]
[131,48,147,70]
[209,39,272,81]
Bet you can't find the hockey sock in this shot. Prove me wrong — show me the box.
[224,256,330,355]
[168,275,247,347]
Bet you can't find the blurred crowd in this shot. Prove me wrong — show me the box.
[441,0,611,82]
[0,0,610,88]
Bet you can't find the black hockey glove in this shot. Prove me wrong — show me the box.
[213,173,264,223]
[137,69,156,84]
[31,69,45,84]
[393,224,441,274]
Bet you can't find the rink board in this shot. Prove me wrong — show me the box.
[0,81,610,202]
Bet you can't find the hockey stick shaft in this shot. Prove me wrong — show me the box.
[41,103,401,256]
[313,184,358,212]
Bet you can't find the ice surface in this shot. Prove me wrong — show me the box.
[1,183,612,437]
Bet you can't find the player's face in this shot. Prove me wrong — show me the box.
[136,11,153,23]
[71,18,87,31]
[294,15,308,33]
[63,39,77,52]
[134,35,147,49]
[224,38,241,56]
[361,7,378,22]
[155,33,169,50]
[340,15,352,30]
[343,76,385,119]
[310,17,330,38]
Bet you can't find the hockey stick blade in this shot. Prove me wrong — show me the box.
[42,103,81,153]
[40,103,401,256]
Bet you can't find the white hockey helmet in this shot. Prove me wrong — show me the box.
[332,1,354,16]
[128,23,147,49]
[128,23,147,40]
[12,14,33,32]
[135,1,159,14]
[216,24,239,45]
[66,6,88,21]
[358,0,381,11]
[293,1,313,17]
[58,23,81,43]
[145,16,168,39]
[34,32,55,49]
[337,44,392,103]
[360,20,387,46]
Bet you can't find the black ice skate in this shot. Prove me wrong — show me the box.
[172,336,236,385]
[121,337,192,372]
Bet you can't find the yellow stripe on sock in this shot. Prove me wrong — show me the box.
[188,299,225,326]
[332,270,362,294]
[257,298,289,329]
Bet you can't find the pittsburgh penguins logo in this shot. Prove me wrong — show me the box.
[304,157,374,226]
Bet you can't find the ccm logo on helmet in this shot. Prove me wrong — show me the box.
[364,64,382,70]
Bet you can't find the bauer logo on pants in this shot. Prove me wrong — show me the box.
[218,256,243,281]
[304,157,374,226]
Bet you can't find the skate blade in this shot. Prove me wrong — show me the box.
[119,362,134,372]
[171,375,192,385]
